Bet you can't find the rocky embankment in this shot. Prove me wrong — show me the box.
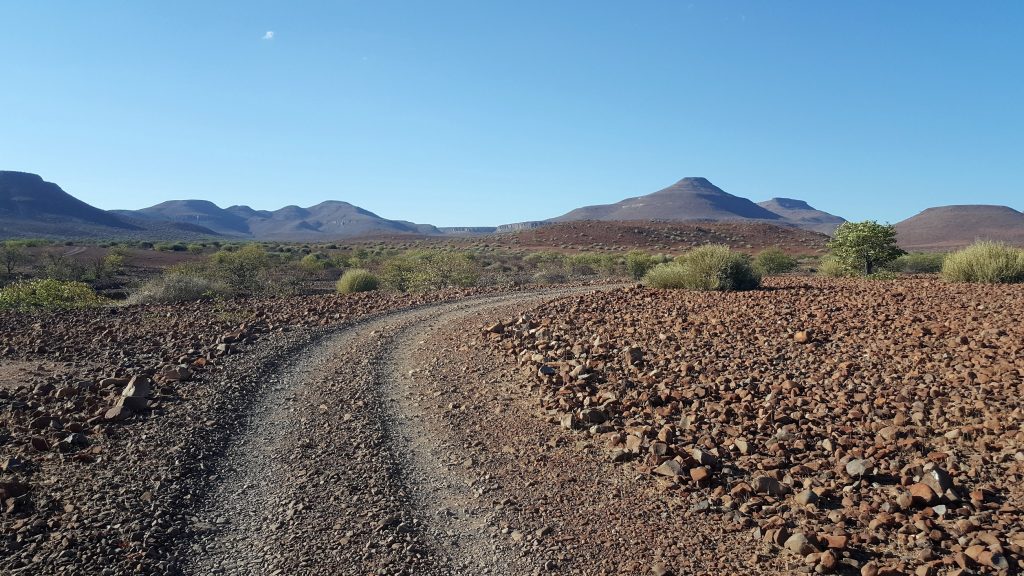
[484,278,1024,575]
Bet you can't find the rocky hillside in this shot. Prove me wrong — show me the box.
[553,177,786,223]
[0,171,143,238]
[757,197,846,235]
[895,205,1024,251]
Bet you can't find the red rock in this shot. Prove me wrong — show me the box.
[909,483,936,507]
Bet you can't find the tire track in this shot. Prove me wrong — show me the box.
[187,288,596,575]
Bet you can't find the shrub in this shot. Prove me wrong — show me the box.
[941,241,1024,284]
[647,245,760,291]
[337,268,380,293]
[888,252,946,274]
[566,254,601,277]
[753,247,798,275]
[41,252,87,282]
[299,253,328,272]
[625,251,655,280]
[379,251,479,292]
[128,271,230,304]
[0,279,105,311]
[817,255,854,277]
[643,263,691,289]
[207,244,272,295]
[154,242,187,252]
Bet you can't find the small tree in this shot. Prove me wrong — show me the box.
[826,221,905,275]
[1,242,30,277]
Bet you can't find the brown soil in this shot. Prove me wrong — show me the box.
[483,277,1024,574]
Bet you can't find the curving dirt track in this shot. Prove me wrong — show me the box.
[182,288,773,576]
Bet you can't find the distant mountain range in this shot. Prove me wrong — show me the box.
[1,170,1020,250]
[0,171,439,241]
[112,199,440,240]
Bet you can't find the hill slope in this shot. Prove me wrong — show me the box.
[757,198,846,235]
[552,177,786,223]
[0,171,141,237]
[496,220,828,254]
[125,200,252,235]
[896,205,1024,251]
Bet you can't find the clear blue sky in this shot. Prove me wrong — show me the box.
[1,1,1021,226]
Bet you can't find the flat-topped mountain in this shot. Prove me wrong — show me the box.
[553,177,786,223]
[896,205,1024,251]
[757,197,846,235]
[0,171,140,235]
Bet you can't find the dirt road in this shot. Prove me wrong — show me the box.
[182,288,777,575]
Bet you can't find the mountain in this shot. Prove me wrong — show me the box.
[0,171,141,237]
[553,177,786,223]
[1,171,442,241]
[113,198,443,240]
[241,200,440,240]
[895,205,1024,251]
[757,197,846,235]
[115,199,252,236]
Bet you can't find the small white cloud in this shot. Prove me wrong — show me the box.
[262,31,275,41]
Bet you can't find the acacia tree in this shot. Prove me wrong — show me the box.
[826,221,905,275]
[1,242,30,277]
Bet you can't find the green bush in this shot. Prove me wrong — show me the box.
[379,251,479,292]
[646,245,760,291]
[817,255,854,277]
[642,263,691,289]
[127,270,231,304]
[566,254,601,277]
[753,247,798,275]
[625,251,655,280]
[207,244,273,295]
[941,241,1024,284]
[337,268,380,293]
[299,253,328,272]
[0,279,105,311]
[887,252,945,274]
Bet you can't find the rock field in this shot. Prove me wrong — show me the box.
[3,275,1023,575]
[0,286,527,574]
[485,277,1024,575]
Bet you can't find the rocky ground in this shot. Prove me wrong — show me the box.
[3,276,1022,575]
[484,277,1024,575]
[0,285,547,574]
[357,220,829,255]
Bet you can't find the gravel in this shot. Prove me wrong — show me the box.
[484,277,1024,574]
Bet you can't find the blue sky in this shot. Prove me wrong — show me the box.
[1,1,1021,226]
